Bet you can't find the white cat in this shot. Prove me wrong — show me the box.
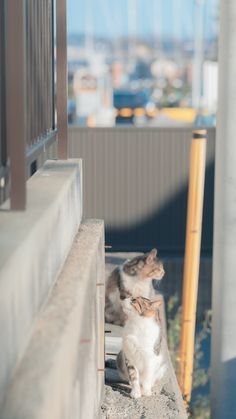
[117,296,167,398]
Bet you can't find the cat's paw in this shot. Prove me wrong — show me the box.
[130,388,141,399]
[142,386,152,397]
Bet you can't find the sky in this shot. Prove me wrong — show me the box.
[67,0,219,41]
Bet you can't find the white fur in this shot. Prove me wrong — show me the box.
[121,298,167,398]
[120,267,155,299]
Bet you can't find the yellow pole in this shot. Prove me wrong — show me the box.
[178,129,207,403]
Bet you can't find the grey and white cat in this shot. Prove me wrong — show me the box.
[105,249,165,326]
[116,296,167,398]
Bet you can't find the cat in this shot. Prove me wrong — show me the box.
[105,249,165,326]
[116,296,167,398]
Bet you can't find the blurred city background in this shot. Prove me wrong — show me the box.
[67,0,219,127]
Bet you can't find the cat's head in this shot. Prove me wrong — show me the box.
[122,296,162,320]
[123,248,165,281]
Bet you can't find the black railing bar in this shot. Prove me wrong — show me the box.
[26,2,30,146]
[26,130,57,166]
[56,0,68,159]
[37,1,41,139]
[43,0,47,134]
[35,1,39,142]
[39,1,43,138]
[0,2,7,166]
[29,0,34,144]
[49,0,55,129]
[32,2,37,143]
[6,0,27,210]
[45,0,50,132]
[0,0,6,167]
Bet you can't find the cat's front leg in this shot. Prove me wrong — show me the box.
[140,358,155,396]
[125,358,141,398]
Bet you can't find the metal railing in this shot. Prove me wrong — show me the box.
[0,0,68,210]
[0,0,7,204]
[25,1,55,149]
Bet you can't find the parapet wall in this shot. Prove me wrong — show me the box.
[1,220,105,419]
[0,160,83,405]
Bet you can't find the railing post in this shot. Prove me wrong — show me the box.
[6,0,27,210]
[178,129,207,402]
[56,0,68,159]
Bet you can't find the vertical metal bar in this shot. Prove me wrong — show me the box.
[51,0,55,131]
[39,0,43,138]
[56,0,68,159]
[6,0,27,210]
[36,1,39,141]
[25,1,31,148]
[46,0,51,132]
[178,129,207,403]
[46,0,49,134]
[29,0,34,144]
[48,0,52,132]
[43,0,47,135]
[32,1,37,143]
[0,0,7,166]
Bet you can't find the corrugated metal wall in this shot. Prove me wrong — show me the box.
[69,126,215,254]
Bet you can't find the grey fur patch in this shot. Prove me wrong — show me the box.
[154,335,162,355]
[105,267,120,296]
[117,351,139,386]
[125,357,139,386]
[105,266,131,325]
[116,351,129,381]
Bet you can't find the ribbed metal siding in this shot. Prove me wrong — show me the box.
[69,127,215,254]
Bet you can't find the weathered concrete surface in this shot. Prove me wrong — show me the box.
[1,220,105,419]
[0,160,82,404]
[101,369,186,419]
[102,253,187,419]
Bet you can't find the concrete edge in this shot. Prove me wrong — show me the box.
[0,159,82,403]
[1,219,105,419]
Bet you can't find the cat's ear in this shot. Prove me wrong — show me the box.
[147,248,157,264]
[131,299,143,315]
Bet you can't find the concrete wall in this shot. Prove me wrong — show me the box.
[0,160,83,405]
[1,220,105,419]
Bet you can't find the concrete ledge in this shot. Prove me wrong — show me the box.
[0,160,82,402]
[103,254,187,418]
[103,310,187,418]
[1,219,105,419]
